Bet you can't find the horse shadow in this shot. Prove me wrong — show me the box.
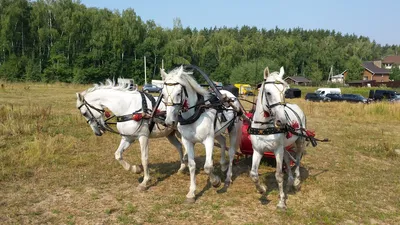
[138,155,210,190]
[257,165,321,205]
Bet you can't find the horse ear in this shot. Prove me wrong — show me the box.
[160,68,167,81]
[263,67,270,80]
[178,65,184,75]
[76,93,83,102]
[278,66,285,78]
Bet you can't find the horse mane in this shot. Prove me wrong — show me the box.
[166,67,209,96]
[266,71,289,88]
[82,79,136,96]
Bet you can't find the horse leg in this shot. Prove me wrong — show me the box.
[225,120,241,186]
[215,135,228,172]
[294,137,306,191]
[203,136,221,188]
[275,146,287,210]
[137,135,150,191]
[114,136,143,174]
[249,149,266,194]
[283,150,294,192]
[166,132,186,173]
[182,138,196,203]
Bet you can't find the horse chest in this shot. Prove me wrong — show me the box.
[250,134,284,152]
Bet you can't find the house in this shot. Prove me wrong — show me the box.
[329,70,348,84]
[382,55,400,69]
[362,61,390,82]
[284,76,312,86]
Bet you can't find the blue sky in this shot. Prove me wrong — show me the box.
[80,0,399,45]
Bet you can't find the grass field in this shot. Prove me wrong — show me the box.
[1,82,400,224]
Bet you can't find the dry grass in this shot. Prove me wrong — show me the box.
[1,82,400,224]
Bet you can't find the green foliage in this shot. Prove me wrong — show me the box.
[390,65,400,80]
[345,56,364,81]
[230,58,279,84]
[0,0,398,84]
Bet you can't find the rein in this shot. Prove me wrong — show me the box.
[163,82,239,127]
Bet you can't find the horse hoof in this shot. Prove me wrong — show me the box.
[132,165,143,174]
[256,184,267,194]
[212,177,222,188]
[220,164,228,172]
[185,197,196,204]
[224,180,231,187]
[136,185,147,192]
[276,203,287,211]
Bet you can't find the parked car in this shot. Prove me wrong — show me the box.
[342,94,369,103]
[390,94,400,103]
[142,84,162,93]
[315,88,341,97]
[305,93,330,102]
[325,93,343,102]
[285,88,302,99]
[326,93,369,104]
[373,89,398,101]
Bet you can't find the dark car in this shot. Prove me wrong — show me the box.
[373,89,397,101]
[342,94,369,103]
[390,94,400,103]
[142,84,162,93]
[305,93,330,102]
[325,93,344,102]
[285,88,302,99]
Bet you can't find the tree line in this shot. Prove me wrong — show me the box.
[1,0,399,85]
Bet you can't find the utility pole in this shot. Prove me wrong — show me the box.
[161,59,164,70]
[144,56,147,84]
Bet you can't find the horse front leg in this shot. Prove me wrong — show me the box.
[203,136,221,188]
[137,135,150,191]
[114,136,143,174]
[182,138,196,203]
[250,149,266,194]
[166,132,186,173]
[215,135,228,172]
[275,146,287,210]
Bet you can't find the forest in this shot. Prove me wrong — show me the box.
[1,0,400,85]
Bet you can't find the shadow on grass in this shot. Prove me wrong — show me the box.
[139,155,208,190]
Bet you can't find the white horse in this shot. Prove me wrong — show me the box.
[249,67,307,210]
[76,80,188,190]
[161,66,243,203]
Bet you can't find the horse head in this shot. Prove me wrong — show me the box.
[260,66,289,127]
[76,92,106,136]
[161,66,208,126]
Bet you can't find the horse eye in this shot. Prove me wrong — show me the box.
[267,92,271,95]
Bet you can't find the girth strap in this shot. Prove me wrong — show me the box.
[116,91,152,122]
[247,126,286,135]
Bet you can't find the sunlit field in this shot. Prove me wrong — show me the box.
[1,82,399,224]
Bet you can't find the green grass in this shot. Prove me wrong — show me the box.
[0,82,400,224]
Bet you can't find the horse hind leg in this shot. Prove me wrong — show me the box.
[137,135,150,191]
[166,132,187,173]
[294,137,306,191]
[215,135,228,172]
[114,137,143,174]
[224,120,242,186]
[283,149,295,193]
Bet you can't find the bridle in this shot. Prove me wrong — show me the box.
[77,97,105,129]
[260,80,287,114]
[163,82,189,112]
